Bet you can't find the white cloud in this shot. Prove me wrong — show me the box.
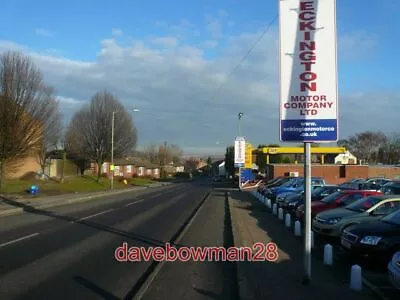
[0,25,393,154]
[151,37,179,47]
[206,19,222,39]
[56,96,86,105]
[35,28,54,37]
[203,40,218,48]
[338,31,377,60]
[112,28,123,37]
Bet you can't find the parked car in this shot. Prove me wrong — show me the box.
[360,178,392,191]
[388,251,400,290]
[379,181,400,195]
[258,176,293,195]
[280,185,352,213]
[276,181,326,206]
[266,177,325,202]
[312,195,400,237]
[341,208,400,263]
[339,178,366,189]
[296,189,382,222]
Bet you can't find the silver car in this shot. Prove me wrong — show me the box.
[312,195,400,237]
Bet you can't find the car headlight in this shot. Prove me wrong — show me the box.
[360,236,382,246]
[327,217,342,224]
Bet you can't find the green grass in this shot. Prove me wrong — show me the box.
[0,175,154,196]
[130,177,154,186]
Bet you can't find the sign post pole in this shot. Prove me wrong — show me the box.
[303,142,312,284]
[279,0,338,284]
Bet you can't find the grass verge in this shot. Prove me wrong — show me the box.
[1,175,155,196]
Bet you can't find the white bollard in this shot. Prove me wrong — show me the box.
[278,208,284,220]
[267,199,271,208]
[285,213,291,228]
[323,244,333,265]
[350,265,362,291]
[272,203,278,215]
[294,220,301,236]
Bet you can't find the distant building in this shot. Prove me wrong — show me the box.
[335,151,357,165]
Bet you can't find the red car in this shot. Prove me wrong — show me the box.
[296,190,382,222]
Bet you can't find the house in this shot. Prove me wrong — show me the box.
[92,157,161,179]
[335,151,357,165]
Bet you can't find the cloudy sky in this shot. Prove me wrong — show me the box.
[0,0,399,155]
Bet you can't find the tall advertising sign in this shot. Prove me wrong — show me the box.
[234,137,245,167]
[279,0,338,142]
[244,143,253,169]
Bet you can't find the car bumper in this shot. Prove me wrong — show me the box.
[340,238,391,259]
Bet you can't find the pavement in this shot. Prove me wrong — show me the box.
[0,179,238,300]
[228,190,379,300]
[0,181,174,217]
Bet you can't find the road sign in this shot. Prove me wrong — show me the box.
[234,136,245,167]
[279,0,338,142]
[245,143,253,169]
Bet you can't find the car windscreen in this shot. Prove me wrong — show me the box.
[320,191,342,204]
[345,196,382,212]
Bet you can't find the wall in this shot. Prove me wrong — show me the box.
[271,164,400,184]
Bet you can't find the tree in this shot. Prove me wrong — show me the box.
[142,143,183,166]
[66,90,137,181]
[184,157,198,173]
[338,131,387,164]
[0,51,59,190]
[224,146,234,178]
[207,156,212,166]
[36,90,62,174]
[376,134,400,164]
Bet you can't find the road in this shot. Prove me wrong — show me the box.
[0,180,237,300]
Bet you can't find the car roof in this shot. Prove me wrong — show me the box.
[341,189,380,194]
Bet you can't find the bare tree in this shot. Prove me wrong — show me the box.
[184,157,199,173]
[37,89,62,174]
[66,91,137,181]
[338,131,387,164]
[142,143,183,166]
[0,51,59,190]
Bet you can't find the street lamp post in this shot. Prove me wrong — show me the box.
[238,112,244,136]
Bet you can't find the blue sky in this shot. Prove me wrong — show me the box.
[0,0,399,155]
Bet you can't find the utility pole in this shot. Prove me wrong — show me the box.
[163,141,167,179]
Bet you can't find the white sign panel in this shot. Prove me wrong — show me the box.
[279,0,338,142]
[234,137,245,167]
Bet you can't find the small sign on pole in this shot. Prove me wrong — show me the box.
[234,136,246,168]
